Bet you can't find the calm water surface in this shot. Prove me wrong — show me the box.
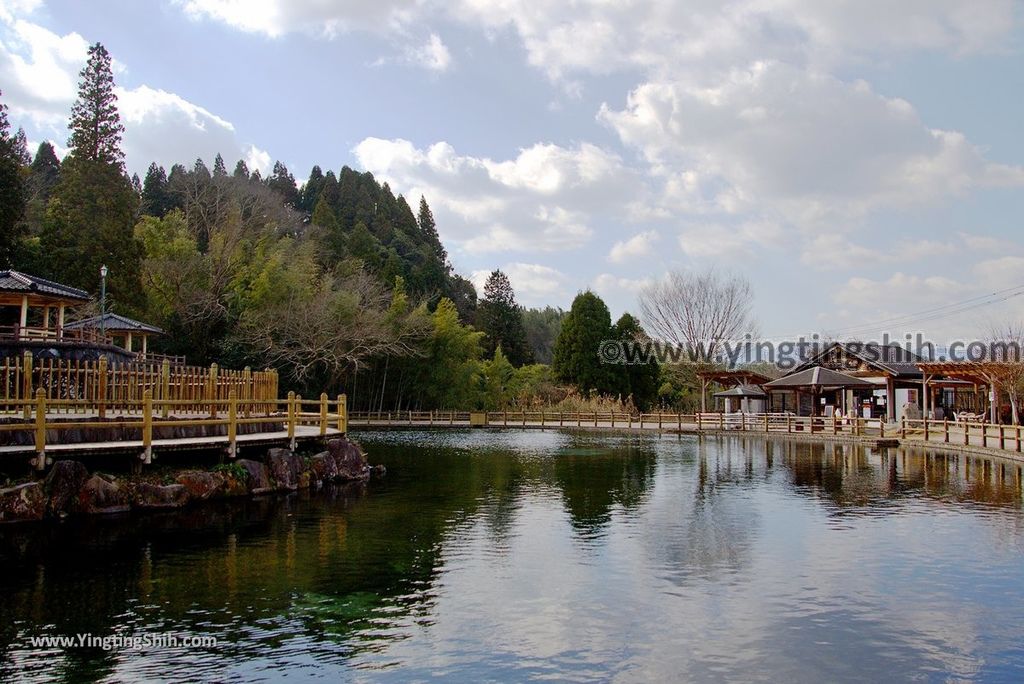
[1,431,1024,682]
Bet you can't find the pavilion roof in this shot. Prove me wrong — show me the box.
[696,369,773,386]
[713,384,767,398]
[0,270,90,302]
[64,313,163,335]
[764,365,877,389]
[793,341,924,378]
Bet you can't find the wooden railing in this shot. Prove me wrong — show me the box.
[0,324,111,344]
[343,409,1024,456]
[1,352,278,412]
[0,390,346,470]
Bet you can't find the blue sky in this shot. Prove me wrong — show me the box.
[2,0,1024,342]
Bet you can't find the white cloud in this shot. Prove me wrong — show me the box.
[600,62,1024,230]
[678,220,782,259]
[608,230,658,263]
[354,137,641,255]
[176,0,421,38]
[0,6,274,175]
[406,33,452,72]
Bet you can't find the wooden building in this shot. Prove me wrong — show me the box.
[0,269,91,342]
[64,313,164,357]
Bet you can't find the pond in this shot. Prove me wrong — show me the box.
[1,431,1023,682]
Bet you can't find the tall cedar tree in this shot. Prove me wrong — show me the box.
[39,42,143,311]
[552,291,618,395]
[612,312,659,409]
[141,162,172,217]
[476,270,533,366]
[67,43,125,167]
[0,90,27,266]
[417,196,447,264]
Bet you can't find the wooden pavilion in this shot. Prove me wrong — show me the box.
[64,313,164,357]
[696,369,773,412]
[917,361,1020,424]
[0,270,92,342]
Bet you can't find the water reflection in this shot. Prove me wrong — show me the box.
[0,431,1021,682]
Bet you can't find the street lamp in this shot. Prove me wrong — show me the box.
[99,264,108,340]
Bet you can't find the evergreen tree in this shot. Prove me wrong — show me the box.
[212,153,227,177]
[311,193,339,230]
[299,165,325,214]
[612,313,659,409]
[39,43,143,310]
[29,142,61,197]
[266,160,299,207]
[233,159,249,179]
[12,127,30,165]
[476,269,533,366]
[193,157,210,181]
[418,195,447,264]
[131,172,142,197]
[0,90,27,266]
[141,162,172,217]
[67,43,125,167]
[552,291,617,395]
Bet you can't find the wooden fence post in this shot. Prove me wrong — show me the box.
[243,366,252,417]
[161,359,171,418]
[98,356,108,420]
[21,351,33,419]
[33,388,46,471]
[923,417,929,442]
[697,413,702,431]
[141,389,153,465]
[287,391,296,450]
[208,363,219,418]
[338,394,347,434]
[227,389,237,459]
[319,393,328,436]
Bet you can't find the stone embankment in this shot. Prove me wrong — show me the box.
[0,438,381,523]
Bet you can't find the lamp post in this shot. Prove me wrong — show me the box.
[99,264,108,341]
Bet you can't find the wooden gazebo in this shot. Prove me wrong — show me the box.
[0,270,92,342]
[696,369,772,412]
[64,313,164,356]
[917,361,1022,423]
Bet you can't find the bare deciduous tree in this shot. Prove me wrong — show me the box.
[987,321,1024,424]
[639,268,757,362]
[235,270,431,387]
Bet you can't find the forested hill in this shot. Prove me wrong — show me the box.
[138,157,478,322]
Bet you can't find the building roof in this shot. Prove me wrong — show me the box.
[696,369,773,386]
[0,270,90,302]
[764,365,877,389]
[64,313,163,335]
[713,384,767,398]
[793,341,924,378]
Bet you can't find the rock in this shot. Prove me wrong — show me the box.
[44,460,89,517]
[266,448,304,490]
[370,464,387,478]
[309,451,338,484]
[133,483,190,509]
[78,474,130,514]
[175,471,226,501]
[327,438,371,481]
[237,459,274,494]
[0,482,45,523]
[222,472,249,497]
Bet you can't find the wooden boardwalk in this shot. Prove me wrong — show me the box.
[0,390,346,469]
[347,410,1024,460]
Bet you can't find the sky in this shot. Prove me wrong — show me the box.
[2,0,1024,344]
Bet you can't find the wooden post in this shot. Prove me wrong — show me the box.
[242,366,252,417]
[141,389,153,465]
[964,421,970,447]
[879,419,885,439]
[319,393,328,436]
[765,414,769,433]
[21,351,33,419]
[944,419,950,444]
[741,413,745,431]
[900,416,906,439]
[658,413,663,430]
[98,356,108,420]
[161,359,171,418]
[999,424,1005,450]
[787,414,792,434]
[719,413,724,430]
[338,394,347,434]
[697,413,702,431]
[923,417,929,442]
[34,388,46,471]
[208,363,219,418]
[832,414,837,435]
[227,390,238,459]
[287,391,296,449]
